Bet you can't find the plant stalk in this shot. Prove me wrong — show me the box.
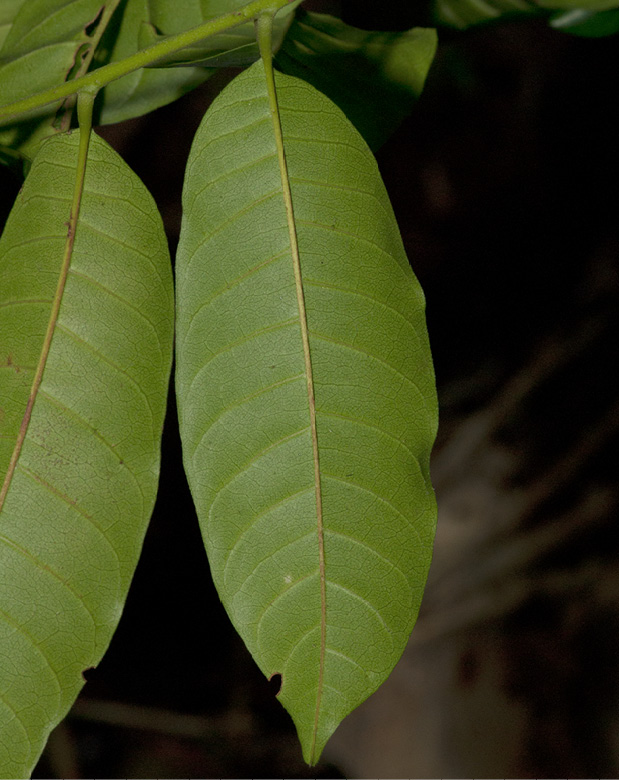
[0,0,296,125]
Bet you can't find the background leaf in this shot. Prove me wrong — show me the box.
[0,131,173,777]
[94,0,294,125]
[434,0,619,29]
[549,6,619,34]
[136,0,301,69]
[0,0,27,50]
[176,61,437,763]
[275,10,438,150]
[92,0,211,125]
[0,0,103,151]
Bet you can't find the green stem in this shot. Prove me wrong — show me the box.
[0,0,295,125]
[256,12,326,767]
[57,0,124,132]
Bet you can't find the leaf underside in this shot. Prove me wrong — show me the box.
[0,131,173,777]
[176,61,438,763]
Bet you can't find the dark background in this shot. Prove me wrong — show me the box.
[21,1,619,776]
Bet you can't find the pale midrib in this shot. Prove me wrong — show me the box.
[257,15,326,765]
[0,105,94,513]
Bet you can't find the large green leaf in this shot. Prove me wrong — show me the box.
[0,131,173,777]
[275,11,438,150]
[176,61,437,763]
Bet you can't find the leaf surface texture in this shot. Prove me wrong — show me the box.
[0,131,173,777]
[176,62,437,762]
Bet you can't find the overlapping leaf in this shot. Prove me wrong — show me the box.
[0,0,103,151]
[0,0,27,50]
[275,10,438,149]
[95,0,301,125]
[137,0,301,68]
[176,61,438,763]
[0,131,173,777]
[92,0,211,125]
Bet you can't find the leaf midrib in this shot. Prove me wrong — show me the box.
[0,124,92,513]
[257,19,327,763]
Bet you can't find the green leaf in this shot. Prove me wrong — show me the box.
[549,6,619,33]
[0,0,27,50]
[0,0,103,121]
[93,0,211,125]
[536,0,619,9]
[0,130,173,777]
[434,0,541,28]
[176,61,437,763]
[137,0,301,68]
[275,11,438,150]
[434,0,619,28]
[0,0,116,159]
[95,0,288,125]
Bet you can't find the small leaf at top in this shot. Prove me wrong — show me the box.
[176,60,438,764]
[275,10,438,150]
[138,0,301,68]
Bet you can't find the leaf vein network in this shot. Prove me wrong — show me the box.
[256,574,321,647]
[206,422,309,494]
[322,473,423,545]
[0,604,63,699]
[215,484,314,558]
[187,147,277,208]
[303,277,418,331]
[327,580,393,638]
[37,388,146,505]
[317,408,422,467]
[297,217,411,279]
[15,464,122,569]
[0,532,98,636]
[184,319,299,395]
[309,330,423,399]
[67,268,166,356]
[325,529,412,590]
[55,322,156,424]
[226,530,315,597]
[189,186,283,250]
[182,248,289,327]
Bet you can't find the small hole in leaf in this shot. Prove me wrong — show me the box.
[81,666,96,682]
[84,7,104,36]
[268,672,282,697]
